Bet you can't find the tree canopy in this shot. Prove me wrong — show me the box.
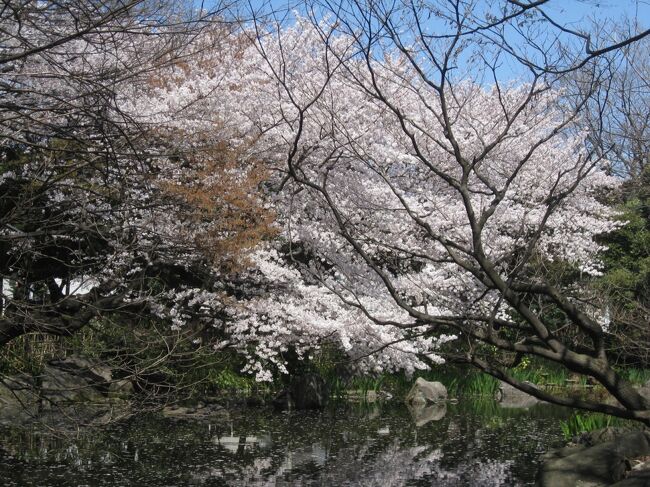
[1,0,649,423]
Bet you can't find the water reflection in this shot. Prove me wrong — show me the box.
[214,428,273,453]
[408,401,447,426]
[0,400,570,486]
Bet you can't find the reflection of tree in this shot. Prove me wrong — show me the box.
[209,432,514,486]
[204,406,518,486]
[320,440,514,486]
[0,403,566,485]
[437,401,567,482]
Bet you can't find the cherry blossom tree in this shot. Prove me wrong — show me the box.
[0,0,274,368]
[3,0,650,426]
[229,1,650,423]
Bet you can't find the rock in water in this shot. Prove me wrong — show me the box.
[405,378,448,407]
[536,428,650,487]
[496,381,539,409]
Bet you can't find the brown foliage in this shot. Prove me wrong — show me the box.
[160,140,277,272]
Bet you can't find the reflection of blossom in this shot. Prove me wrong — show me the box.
[315,440,514,487]
[209,433,516,486]
[190,457,275,485]
[0,404,548,486]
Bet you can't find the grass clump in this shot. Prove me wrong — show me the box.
[559,412,627,441]
[466,373,499,396]
[621,368,650,385]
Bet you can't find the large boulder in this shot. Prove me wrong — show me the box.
[638,380,650,404]
[611,457,650,486]
[0,374,39,424]
[40,355,133,406]
[108,379,135,399]
[40,364,107,405]
[1,356,134,427]
[610,478,650,487]
[48,355,112,386]
[405,378,447,407]
[574,426,642,447]
[496,381,540,409]
[537,429,650,487]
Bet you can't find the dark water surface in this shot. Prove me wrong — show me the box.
[0,400,571,486]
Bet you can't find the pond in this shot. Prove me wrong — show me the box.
[0,399,572,486]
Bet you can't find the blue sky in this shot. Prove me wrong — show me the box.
[206,1,649,32]
[260,0,650,25]
[542,0,649,25]
[245,0,649,83]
